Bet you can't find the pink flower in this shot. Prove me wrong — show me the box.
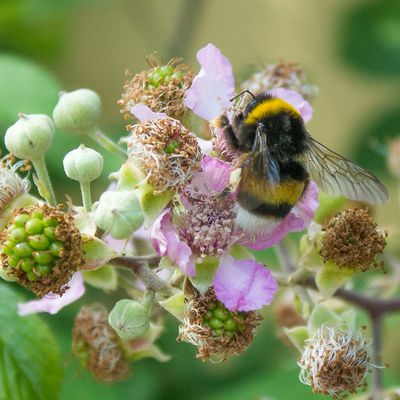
[18,272,85,316]
[185,155,231,196]
[130,104,167,121]
[151,209,195,276]
[213,255,278,312]
[184,43,235,121]
[185,43,312,123]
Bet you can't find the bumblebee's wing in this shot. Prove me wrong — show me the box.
[305,136,388,204]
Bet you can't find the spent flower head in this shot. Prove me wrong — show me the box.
[119,54,193,120]
[0,204,84,296]
[241,60,318,102]
[178,289,262,362]
[73,304,130,383]
[127,116,201,192]
[298,325,373,398]
[320,208,386,271]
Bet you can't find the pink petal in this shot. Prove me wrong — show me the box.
[130,104,168,122]
[243,182,319,250]
[184,43,235,121]
[186,155,230,195]
[269,88,313,123]
[151,209,195,276]
[214,255,278,312]
[18,273,85,316]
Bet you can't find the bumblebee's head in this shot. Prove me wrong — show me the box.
[232,90,308,157]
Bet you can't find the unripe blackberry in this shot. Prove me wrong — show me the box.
[118,55,193,119]
[0,204,83,296]
[202,300,245,340]
[178,289,262,362]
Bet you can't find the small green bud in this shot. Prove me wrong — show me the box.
[63,144,103,183]
[5,114,54,160]
[94,190,144,239]
[53,89,101,135]
[108,299,150,340]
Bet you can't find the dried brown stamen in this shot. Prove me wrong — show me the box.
[73,304,130,383]
[320,208,386,271]
[128,117,201,192]
[118,55,193,120]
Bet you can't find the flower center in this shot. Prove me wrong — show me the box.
[178,194,236,257]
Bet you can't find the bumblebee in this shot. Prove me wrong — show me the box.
[213,90,389,232]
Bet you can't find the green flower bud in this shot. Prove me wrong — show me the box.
[53,89,101,135]
[63,144,103,183]
[5,114,54,160]
[108,299,150,340]
[94,190,144,239]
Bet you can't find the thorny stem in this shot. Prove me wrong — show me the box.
[276,241,400,397]
[109,256,170,295]
[87,128,126,159]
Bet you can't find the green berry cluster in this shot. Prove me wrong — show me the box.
[202,301,245,339]
[1,211,64,282]
[147,66,184,89]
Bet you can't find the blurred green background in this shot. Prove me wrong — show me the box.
[1,0,400,399]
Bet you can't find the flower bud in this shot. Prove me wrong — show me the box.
[298,325,373,397]
[53,89,101,135]
[108,299,150,340]
[63,144,103,183]
[178,289,262,362]
[5,114,54,160]
[0,204,84,296]
[94,190,144,239]
[73,304,130,383]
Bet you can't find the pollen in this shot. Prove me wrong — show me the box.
[118,55,193,120]
[128,117,201,192]
[320,208,386,271]
[177,289,262,362]
[298,326,373,398]
[72,304,130,383]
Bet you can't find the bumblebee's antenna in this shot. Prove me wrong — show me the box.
[230,90,255,102]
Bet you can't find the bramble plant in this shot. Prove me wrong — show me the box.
[1,42,400,400]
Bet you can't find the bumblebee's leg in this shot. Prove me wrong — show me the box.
[223,125,240,151]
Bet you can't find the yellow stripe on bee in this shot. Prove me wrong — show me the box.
[241,171,305,206]
[244,98,300,124]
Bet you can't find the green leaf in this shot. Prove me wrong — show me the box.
[229,245,255,260]
[0,283,62,400]
[283,326,310,352]
[136,184,174,228]
[307,304,341,334]
[82,265,118,291]
[158,292,185,321]
[82,236,116,270]
[193,256,219,295]
[315,262,355,298]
